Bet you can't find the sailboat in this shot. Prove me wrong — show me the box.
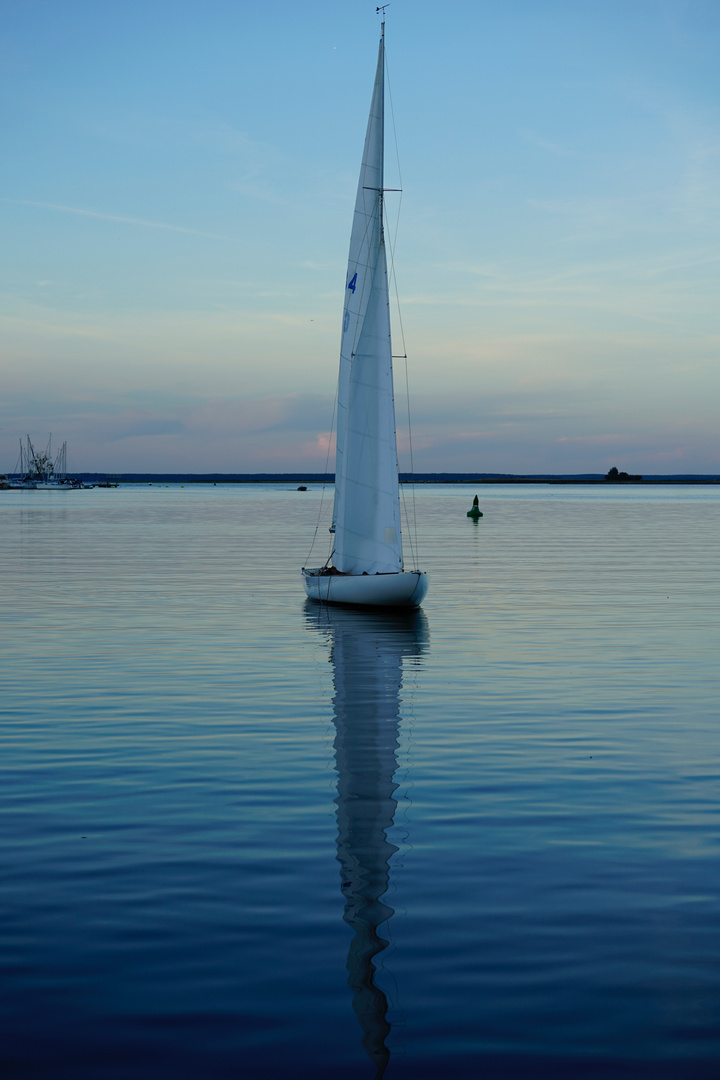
[10,435,80,489]
[302,19,428,609]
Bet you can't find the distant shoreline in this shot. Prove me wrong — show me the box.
[47,472,720,486]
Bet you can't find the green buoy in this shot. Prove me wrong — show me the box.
[467,494,483,519]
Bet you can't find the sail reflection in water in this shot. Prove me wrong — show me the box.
[305,604,428,1078]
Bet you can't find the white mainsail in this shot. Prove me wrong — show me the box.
[332,32,402,576]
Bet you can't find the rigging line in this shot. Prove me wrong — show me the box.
[304,385,338,568]
[386,216,419,574]
[384,221,417,571]
[403,339,420,565]
[321,389,338,566]
[384,48,403,200]
[400,481,417,571]
[386,204,421,569]
[384,48,421,567]
[383,45,404,262]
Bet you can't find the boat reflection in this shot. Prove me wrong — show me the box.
[305,603,428,1078]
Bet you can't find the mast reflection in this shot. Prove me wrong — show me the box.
[305,603,428,1078]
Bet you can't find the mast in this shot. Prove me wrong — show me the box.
[379,14,385,213]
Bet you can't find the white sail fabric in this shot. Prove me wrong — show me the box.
[334,240,402,574]
[332,32,403,576]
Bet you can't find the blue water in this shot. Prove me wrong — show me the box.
[1,483,719,1078]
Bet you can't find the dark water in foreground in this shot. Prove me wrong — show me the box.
[1,483,719,1079]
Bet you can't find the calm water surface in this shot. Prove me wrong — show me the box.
[1,483,719,1078]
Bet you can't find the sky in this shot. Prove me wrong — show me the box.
[2,0,719,475]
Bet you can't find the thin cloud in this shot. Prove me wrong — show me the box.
[7,199,239,242]
[520,129,576,158]
[555,433,634,446]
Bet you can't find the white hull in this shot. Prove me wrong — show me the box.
[303,569,428,609]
